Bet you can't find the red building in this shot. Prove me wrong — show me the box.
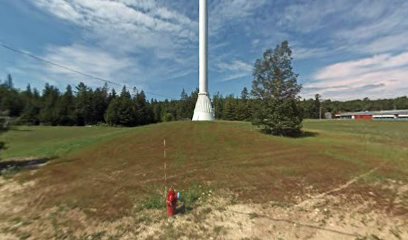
[335,110,408,121]
[354,115,373,120]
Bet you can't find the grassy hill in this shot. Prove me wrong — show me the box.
[2,121,407,208]
[0,120,407,239]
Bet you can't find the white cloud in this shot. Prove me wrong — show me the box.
[15,44,147,91]
[293,47,330,60]
[45,44,136,82]
[33,0,82,22]
[275,0,408,57]
[278,0,350,33]
[24,0,408,100]
[27,0,200,96]
[209,0,268,34]
[218,60,252,73]
[360,33,408,54]
[304,52,408,100]
[216,60,252,82]
[31,0,197,54]
[38,44,197,93]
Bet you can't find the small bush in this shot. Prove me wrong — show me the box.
[162,113,174,122]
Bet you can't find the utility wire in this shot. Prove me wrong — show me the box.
[0,42,173,99]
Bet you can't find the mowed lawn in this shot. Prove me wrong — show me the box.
[0,126,131,160]
[2,120,408,219]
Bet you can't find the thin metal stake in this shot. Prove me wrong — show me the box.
[164,139,167,198]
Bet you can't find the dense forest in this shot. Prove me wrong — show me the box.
[1,74,408,127]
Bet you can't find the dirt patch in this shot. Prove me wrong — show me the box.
[1,178,407,240]
[137,189,407,240]
[0,178,35,240]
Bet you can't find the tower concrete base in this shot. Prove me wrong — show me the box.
[192,93,215,121]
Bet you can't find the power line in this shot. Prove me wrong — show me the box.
[0,42,173,99]
[0,42,119,86]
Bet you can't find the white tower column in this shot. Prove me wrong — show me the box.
[193,0,215,121]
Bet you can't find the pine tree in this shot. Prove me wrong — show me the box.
[106,86,137,126]
[251,41,303,136]
[223,96,237,121]
[56,85,76,125]
[237,87,251,121]
[0,74,24,117]
[92,85,109,124]
[20,85,41,125]
[213,92,224,119]
[74,82,93,125]
[5,74,13,89]
[40,83,60,125]
[241,87,249,100]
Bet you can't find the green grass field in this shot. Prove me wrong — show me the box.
[0,126,130,160]
[1,120,407,239]
[1,120,407,219]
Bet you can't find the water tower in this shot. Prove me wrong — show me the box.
[192,0,215,121]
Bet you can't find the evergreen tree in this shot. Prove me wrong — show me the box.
[75,82,93,125]
[40,83,60,125]
[177,89,189,120]
[241,87,249,100]
[20,85,41,125]
[134,90,153,125]
[251,41,303,136]
[92,84,109,124]
[56,85,76,125]
[0,75,24,117]
[5,74,13,89]
[236,87,251,121]
[223,95,237,121]
[106,86,136,126]
[213,92,224,119]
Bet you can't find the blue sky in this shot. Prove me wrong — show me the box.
[0,0,407,100]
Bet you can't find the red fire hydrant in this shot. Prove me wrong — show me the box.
[167,187,178,217]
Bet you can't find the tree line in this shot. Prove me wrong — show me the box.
[0,76,252,126]
[1,81,408,127]
[1,77,407,128]
[0,76,154,127]
[1,41,408,135]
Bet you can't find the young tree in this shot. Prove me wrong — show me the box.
[251,41,303,136]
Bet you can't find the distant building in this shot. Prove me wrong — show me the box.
[335,110,408,121]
